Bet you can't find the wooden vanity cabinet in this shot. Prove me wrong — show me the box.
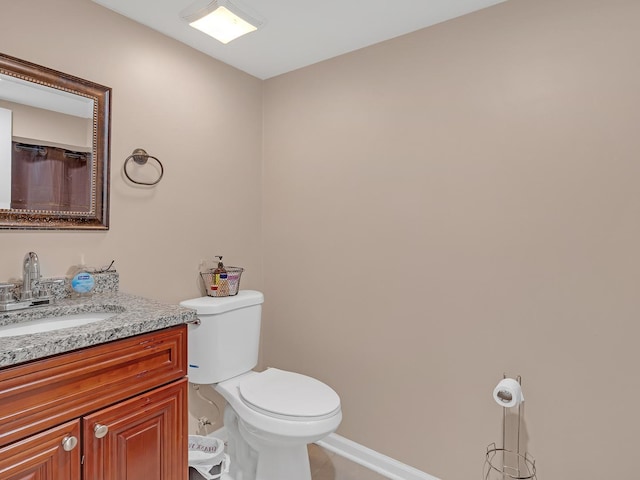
[0,325,188,480]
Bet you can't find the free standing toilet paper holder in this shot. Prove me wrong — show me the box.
[483,375,537,480]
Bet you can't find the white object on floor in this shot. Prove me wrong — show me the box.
[188,435,228,479]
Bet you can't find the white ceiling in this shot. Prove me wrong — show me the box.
[92,0,508,79]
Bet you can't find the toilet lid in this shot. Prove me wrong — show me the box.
[239,368,341,419]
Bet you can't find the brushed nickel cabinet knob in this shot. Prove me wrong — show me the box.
[94,424,109,438]
[62,435,78,451]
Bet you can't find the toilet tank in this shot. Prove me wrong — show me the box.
[180,290,264,385]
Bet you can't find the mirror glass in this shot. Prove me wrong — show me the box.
[0,53,110,229]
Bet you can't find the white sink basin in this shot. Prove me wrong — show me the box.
[0,312,116,337]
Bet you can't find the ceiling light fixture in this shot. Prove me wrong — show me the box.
[180,0,263,44]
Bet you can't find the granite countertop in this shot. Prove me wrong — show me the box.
[0,291,197,368]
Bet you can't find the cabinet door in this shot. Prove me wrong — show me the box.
[82,378,187,480]
[0,420,80,480]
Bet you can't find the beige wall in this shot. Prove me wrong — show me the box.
[263,0,640,478]
[3,0,640,478]
[0,100,92,151]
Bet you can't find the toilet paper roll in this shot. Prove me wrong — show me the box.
[492,378,524,408]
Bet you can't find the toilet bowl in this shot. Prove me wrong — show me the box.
[180,291,342,480]
[216,369,341,480]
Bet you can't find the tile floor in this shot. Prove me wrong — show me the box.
[309,444,390,480]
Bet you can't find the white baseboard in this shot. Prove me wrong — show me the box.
[206,428,439,480]
[315,433,440,480]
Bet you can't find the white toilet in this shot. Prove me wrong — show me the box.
[180,290,342,480]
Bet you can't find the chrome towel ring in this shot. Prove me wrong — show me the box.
[124,148,164,186]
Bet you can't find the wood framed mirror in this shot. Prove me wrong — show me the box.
[0,53,111,230]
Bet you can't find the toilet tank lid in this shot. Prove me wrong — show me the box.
[180,290,264,314]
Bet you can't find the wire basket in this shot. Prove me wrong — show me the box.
[484,444,536,480]
[200,267,243,297]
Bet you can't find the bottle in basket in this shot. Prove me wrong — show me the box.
[213,256,229,296]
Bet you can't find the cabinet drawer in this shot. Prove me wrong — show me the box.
[0,325,186,448]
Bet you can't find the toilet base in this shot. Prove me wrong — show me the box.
[224,405,313,480]
[251,442,311,480]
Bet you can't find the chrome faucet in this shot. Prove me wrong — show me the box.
[0,251,55,312]
[20,251,41,301]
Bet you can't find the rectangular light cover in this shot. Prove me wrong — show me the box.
[189,5,258,44]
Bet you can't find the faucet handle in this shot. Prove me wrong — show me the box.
[0,283,16,304]
[30,280,43,298]
[37,279,65,300]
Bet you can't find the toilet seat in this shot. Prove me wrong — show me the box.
[238,368,341,421]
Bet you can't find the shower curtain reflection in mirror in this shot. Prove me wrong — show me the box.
[10,142,91,212]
